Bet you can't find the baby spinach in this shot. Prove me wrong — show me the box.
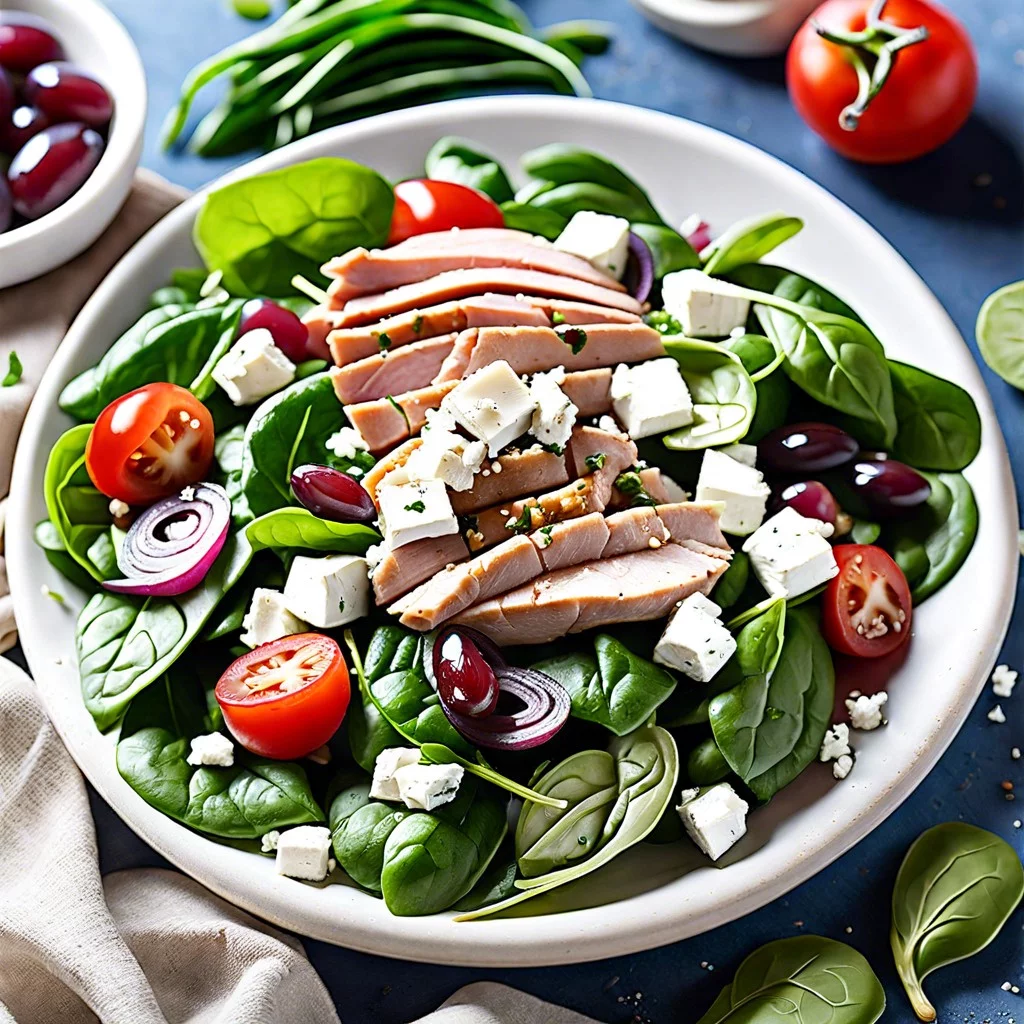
[697,935,885,1023]
[193,157,394,297]
[454,842,519,911]
[329,782,406,893]
[662,339,757,450]
[498,201,567,241]
[457,720,678,920]
[722,333,791,444]
[712,551,750,610]
[889,360,981,471]
[976,279,1024,389]
[532,634,677,736]
[527,181,661,225]
[687,737,731,786]
[424,136,514,203]
[240,372,375,516]
[891,822,1023,1022]
[34,520,101,591]
[213,424,251,525]
[190,298,247,401]
[701,213,803,277]
[631,223,700,279]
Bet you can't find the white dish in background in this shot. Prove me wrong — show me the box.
[0,0,146,288]
[631,0,821,56]
[6,96,1017,966]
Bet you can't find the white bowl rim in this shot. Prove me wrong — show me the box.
[7,95,1018,967]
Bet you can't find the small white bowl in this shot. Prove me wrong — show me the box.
[630,0,822,57]
[0,0,145,288]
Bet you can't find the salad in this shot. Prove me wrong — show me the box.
[40,137,982,919]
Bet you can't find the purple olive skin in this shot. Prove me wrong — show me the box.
[290,464,376,523]
[7,122,104,220]
[773,480,839,525]
[433,627,500,718]
[849,458,931,516]
[240,299,310,363]
[0,67,13,125]
[758,422,860,474]
[0,16,64,74]
[23,62,113,129]
[0,175,11,233]
[0,105,50,156]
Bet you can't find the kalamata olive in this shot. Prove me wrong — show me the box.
[0,68,12,124]
[240,299,310,363]
[1,105,50,155]
[0,15,64,73]
[758,422,859,474]
[433,626,500,718]
[7,122,103,219]
[290,463,376,523]
[0,175,11,233]
[773,480,839,525]
[24,62,113,129]
[849,457,931,516]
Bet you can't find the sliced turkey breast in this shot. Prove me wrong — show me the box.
[370,533,470,608]
[449,447,569,516]
[330,333,457,405]
[344,381,458,453]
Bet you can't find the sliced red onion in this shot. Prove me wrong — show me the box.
[104,482,230,596]
[682,216,712,253]
[624,231,654,303]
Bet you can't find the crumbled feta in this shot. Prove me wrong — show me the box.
[819,722,851,762]
[261,831,281,853]
[274,825,332,881]
[211,327,296,405]
[832,754,854,780]
[179,486,195,502]
[695,449,771,536]
[846,692,888,731]
[529,367,577,450]
[108,498,130,518]
[718,442,758,468]
[988,704,1007,724]
[661,268,751,338]
[282,553,369,628]
[394,762,464,811]
[742,507,839,599]
[554,210,631,280]
[610,358,694,439]
[325,425,369,461]
[598,414,622,435]
[377,478,458,549]
[992,664,1018,698]
[187,732,234,767]
[240,588,307,648]
[365,543,386,574]
[369,747,422,801]
[654,591,735,682]
[405,427,486,492]
[676,783,749,860]
[442,360,537,457]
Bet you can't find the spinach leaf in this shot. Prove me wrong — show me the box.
[190,298,246,401]
[329,782,405,893]
[532,634,677,736]
[891,823,1023,1022]
[424,136,514,203]
[498,201,567,241]
[662,339,757,450]
[241,372,375,516]
[631,223,700,279]
[710,605,834,802]
[687,738,731,786]
[889,360,981,471]
[193,157,394,297]
[527,181,660,225]
[457,721,678,920]
[697,935,885,1023]
[454,842,519,911]
[213,424,251,525]
[34,519,101,591]
[701,213,803,277]
[722,333,790,444]
[712,551,749,610]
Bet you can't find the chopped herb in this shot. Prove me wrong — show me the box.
[557,326,587,355]
[412,315,424,334]
[232,0,272,18]
[2,352,22,387]
[539,525,554,547]
[645,310,683,336]
[385,394,411,432]
[615,470,657,507]
[584,452,606,472]
[338,597,346,614]
[404,500,426,513]
[506,507,533,533]
[377,331,392,351]
[541,442,565,456]
[551,310,566,326]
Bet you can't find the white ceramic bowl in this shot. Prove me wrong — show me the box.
[7,97,1017,967]
[0,0,145,288]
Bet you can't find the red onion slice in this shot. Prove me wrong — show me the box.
[104,482,231,596]
[624,231,654,304]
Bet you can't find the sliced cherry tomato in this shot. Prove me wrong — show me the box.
[388,178,503,245]
[787,0,976,163]
[822,544,912,658]
[215,633,350,760]
[86,383,215,504]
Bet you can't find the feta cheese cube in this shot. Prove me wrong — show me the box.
[718,442,758,468]
[742,507,839,599]
[529,367,577,450]
[283,553,369,628]
[654,591,735,682]
[240,588,307,648]
[325,426,368,460]
[554,210,631,280]
[186,732,234,767]
[211,328,296,406]
[832,754,854,780]
[370,747,422,801]
[992,664,1018,698]
[274,825,332,881]
[676,783,749,861]
[442,360,537,457]
[394,762,464,811]
[846,692,888,731]
[819,722,851,762]
[661,269,751,338]
[405,428,486,492]
[610,358,694,439]
[695,449,771,537]
[377,478,458,550]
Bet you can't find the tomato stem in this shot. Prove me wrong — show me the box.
[812,0,929,131]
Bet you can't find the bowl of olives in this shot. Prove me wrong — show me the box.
[0,0,145,287]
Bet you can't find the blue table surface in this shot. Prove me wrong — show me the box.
[57,0,1024,1019]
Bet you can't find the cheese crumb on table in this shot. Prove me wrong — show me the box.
[186,732,234,767]
[819,723,851,762]
[240,588,307,648]
[275,825,332,881]
[370,747,422,801]
[846,692,888,731]
[988,704,1007,724]
[992,664,1018,698]
[394,763,464,811]
[676,783,749,860]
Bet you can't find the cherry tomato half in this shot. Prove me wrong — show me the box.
[787,0,977,164]
[86,383,215,504]
[387,178,503,245]
[215,633,351,760]
[822,544,912,658]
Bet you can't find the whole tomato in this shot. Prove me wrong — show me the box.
[787,0,977,163]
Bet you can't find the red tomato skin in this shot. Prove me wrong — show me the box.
[787,0,977,163]
[388,179,504,245]
[85,383,215,504]
[822,544,913,658]
[216,634,351,760]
